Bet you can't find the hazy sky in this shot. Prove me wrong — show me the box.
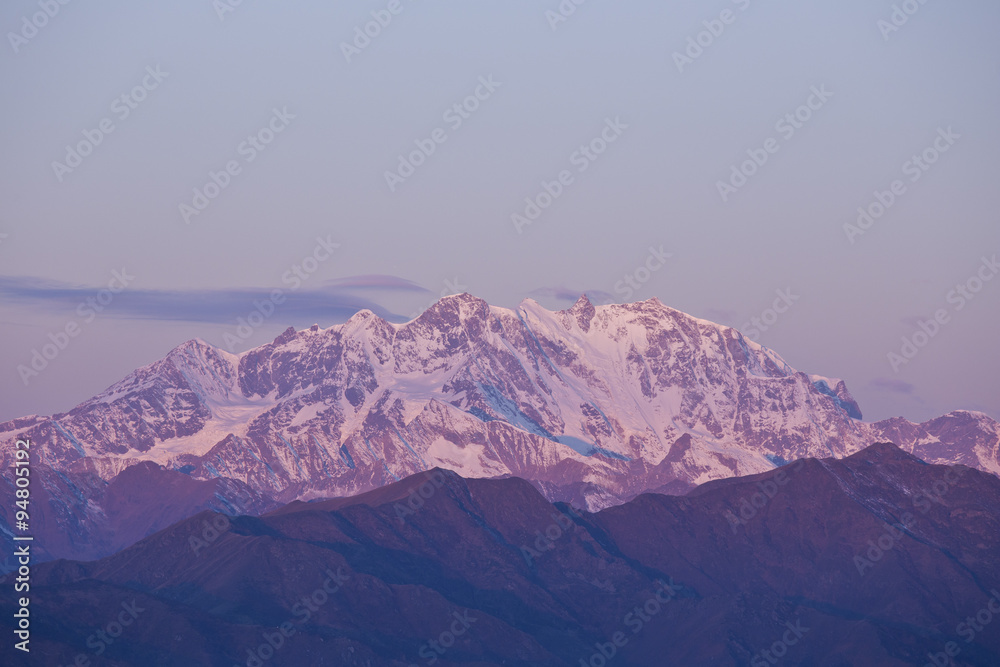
[1,0,998,424]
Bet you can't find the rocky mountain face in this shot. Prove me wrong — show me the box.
[4,444,999,666]
[2,294,998,561]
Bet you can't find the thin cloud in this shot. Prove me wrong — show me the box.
[0,275,402,324]
[869,378,916,395]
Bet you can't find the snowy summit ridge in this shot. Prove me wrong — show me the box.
[2,294,998,512]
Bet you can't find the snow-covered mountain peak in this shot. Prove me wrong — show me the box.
[2,294,996,512]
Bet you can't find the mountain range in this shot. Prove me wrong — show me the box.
[2,294,998,562]
[3,444,998,666]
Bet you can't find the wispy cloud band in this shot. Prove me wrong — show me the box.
[0,275,415,324]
